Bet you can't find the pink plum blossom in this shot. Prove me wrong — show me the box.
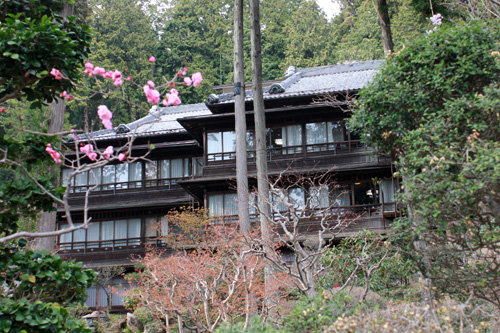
[84,62,94,76]
[143,85,160,104]
[191,72,203,87]
[93,67,106,76]
[0,107,6,113]
[50,68,63,80]
[97,105,113,129]
[149,56,156,63]
[80,144,97,161]
[126,76,132,81]
[103,146,114,159]
[163,89,182,106]
[118,153,126,161]
[45,143,62,163]
[184,77,192,86]
[59,91,74,100]
[147,80,155,88]
[104,71,114,79]
[113,78,123,86]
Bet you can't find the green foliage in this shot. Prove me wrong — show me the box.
[0,240,95,332]
[350,20,500,156]
[0,0,91,107]
[282,291,356,332]
[0,134,65,235]
[350,20,500,307]
[320,230,414,293]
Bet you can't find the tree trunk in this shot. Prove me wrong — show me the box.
[234,0,250,232]
[34,3,73,251]
[376,0,394,56]
[250,0,276,315]
[249,0,271,241]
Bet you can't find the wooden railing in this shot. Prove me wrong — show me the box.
[68,176,191,195]
[58,236,166,253]
[207,140,366,163]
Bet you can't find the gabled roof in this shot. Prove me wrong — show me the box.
[77,103,211,141]
[208,60,384,105]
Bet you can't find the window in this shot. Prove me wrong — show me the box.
[306,121,346,152]
[208,193,238,217]
[59,219,143,250]
[266,125,302,155]
[207,131,236,161]
[145,216,168,244]
[271,188,306,212]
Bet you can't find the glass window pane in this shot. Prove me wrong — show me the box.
[246,131,254,150]
[129,162,142,188]
[184,159,190,177]
[160,160,170,179]
[222,131,236,153]
[88,167,101,191]
[87,222,100,248]
[289,188,305,210]
[74,171,88,192]
[171,159,183,180]
[102,221,114,247]
[309,186,330,209]
[115,164,128,189]
[145,161,157,187]
[145,218,157,239]
[193,158,203,176]
[224,193,238,216]
[73,223,86,249]
[102,165,115,190]
[59,224,72,249]
[332,189,351,207]
[306,123,327,152]
[207,132,222,161]
[328,121,345,142]
[115,220,128,239]
[62,169,72,188]
[208,194,224,217]
[128,218,141,245]
[160,216,168,236]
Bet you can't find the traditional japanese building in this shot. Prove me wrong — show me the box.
[57,59,398,311]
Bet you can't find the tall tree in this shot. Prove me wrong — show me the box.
[68,0,157,127]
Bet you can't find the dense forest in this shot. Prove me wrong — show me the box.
[63,0,427,127]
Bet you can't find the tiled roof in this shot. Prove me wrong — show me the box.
[212,60,384,105]
[79,103,211,141]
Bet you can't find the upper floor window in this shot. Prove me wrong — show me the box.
[62,158,202,193]
[305,121,347,152]
[266,125,302,155]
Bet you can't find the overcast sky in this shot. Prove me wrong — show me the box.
[316,0,341,20]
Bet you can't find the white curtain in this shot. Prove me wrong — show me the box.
[128,162,142,188]
[224,193,238,216]
[288,188,305,210]
[115,220,128,246]
[144,217,157,240]
[380,179,395,211]
[285,125,302,153]
[160,159,170,181]
[128,218,141,245]
[72,223,86,249]
[193,157,203,176]
[101,221,114,247]
[171,159,183,180]
[59,224,72,249]
[208,194,224,216]
[87,222,100,248]
[207,132,222,160]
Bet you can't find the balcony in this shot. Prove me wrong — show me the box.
[204,140,388,178]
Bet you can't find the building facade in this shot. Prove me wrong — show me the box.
[57,60,398,311]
